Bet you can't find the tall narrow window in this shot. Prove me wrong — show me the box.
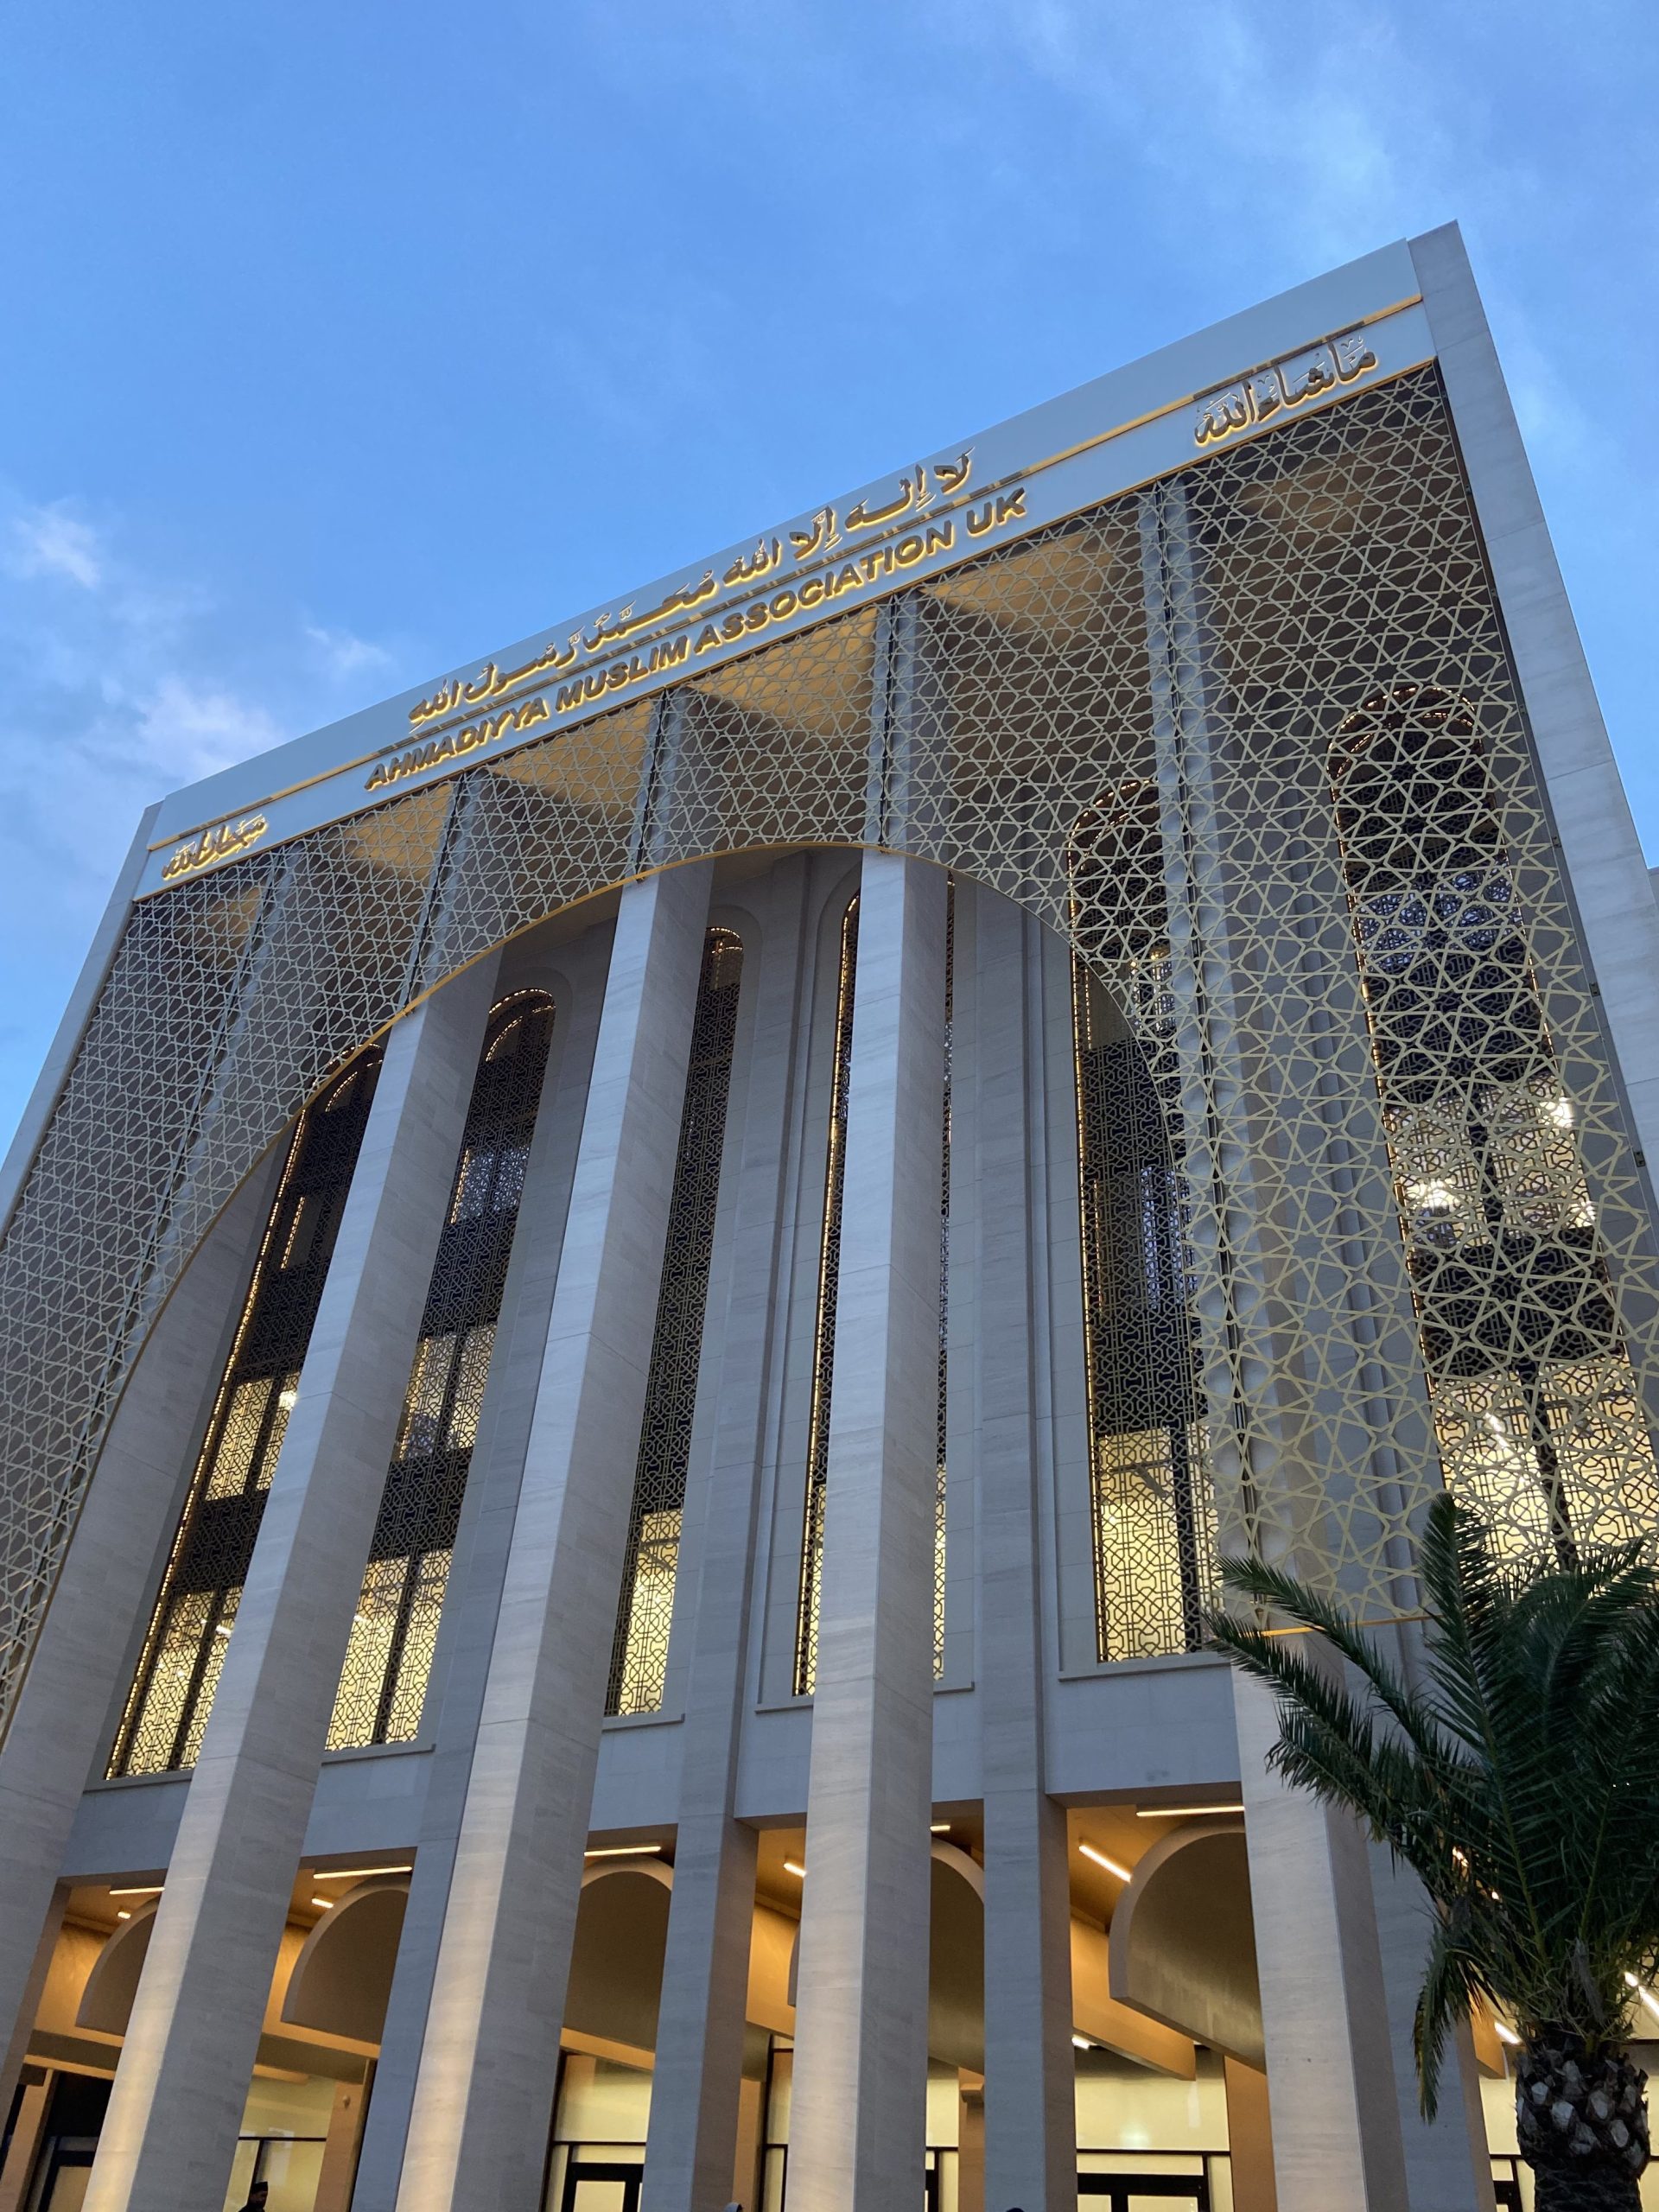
[607,929,744,1715]
[1331,683,1659,1558]
[1072,955,1214,1660]
[795,891,954,1696]
[933,884,953,1678]
[795,899,859,1697]
[111,1052,382,1776]
[327,993,555,1749]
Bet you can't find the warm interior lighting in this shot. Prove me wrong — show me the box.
[784,1859,808,1879]
[1493,2021,1522,2047]
[1624,1972,1659,2023]
[310,1864,413,1880]
[116,1910,130,1922]
[582,1844,662,1860]
[108,1885,162,1897]
[1078,1842,1131,1882]
[930,1822,950,1834]
[1135,1804,1244,1819]
[1071,2034,1093,2050]
[310,1896,334,1910]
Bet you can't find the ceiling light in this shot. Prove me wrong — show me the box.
[1078,1843,1131,1882]
[310,1897,334,1910]
[930,1822,950,1834]
[1135,1805,1244,1819]
[1071,2034,1093,2050]
[310,1865,413,1881]
[1493,2021,1521,2047]
[109,1886,162,1897]
[784,1859,808,1879]
[582,1844,662,1859]
[116,1910,130,1922]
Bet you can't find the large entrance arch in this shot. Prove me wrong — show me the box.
[7,365,1650,1759]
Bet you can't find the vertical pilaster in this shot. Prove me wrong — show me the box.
[788,851,948,2212]
[0,1161,275,2107]
[641,873,805,2212]
[394,861,715,2212]
[84,957,499,2212]
[350,928,607,2212]
[972,889,1077,2212]
[1235,1672,1409,2212]
[1370,1847,1497,2210]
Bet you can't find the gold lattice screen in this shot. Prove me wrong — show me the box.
[3,365,1656,1737]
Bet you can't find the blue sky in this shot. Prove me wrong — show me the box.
[3,1,1656,1148]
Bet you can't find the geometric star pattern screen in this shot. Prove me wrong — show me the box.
[4,365,1657,1743]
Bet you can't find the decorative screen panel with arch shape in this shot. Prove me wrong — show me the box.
[16,364,1659,1751]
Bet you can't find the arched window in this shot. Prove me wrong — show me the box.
[1331,683,1659,1556]
[607,929,744,1715]
[111,1051,383,1776]
[327,992,555,1748]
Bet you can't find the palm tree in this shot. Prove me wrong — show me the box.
[1205,1491,1659,2212]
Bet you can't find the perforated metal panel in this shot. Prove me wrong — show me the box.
[6,366,1659,1742]
[607,930,742,1717]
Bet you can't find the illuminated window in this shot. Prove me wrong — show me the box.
[111,1055,381,1777]
[607,930,743,1716]
[327,994,554,1751]
[1072,950,1215,1662]
[1332,686,1658,1558]
[793,901,858,1698]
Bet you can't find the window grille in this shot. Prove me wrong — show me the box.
[110,1052,382,1776]
[795,899,859,1697]
[1330,686,1659,1558]
[1071,930,1215,1662]
[606,930,743,1716]
[327,992,554,1749]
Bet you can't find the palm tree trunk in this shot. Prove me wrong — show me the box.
[1518,2032,1648,2212]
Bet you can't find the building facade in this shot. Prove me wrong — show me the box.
[0,226,1656,2212]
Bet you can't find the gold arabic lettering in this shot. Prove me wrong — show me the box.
[1193,327,1378,447]
[162,815,269,882]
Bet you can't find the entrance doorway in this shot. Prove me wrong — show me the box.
[1077,2177,1210,2211]
[559,2159,644,2212]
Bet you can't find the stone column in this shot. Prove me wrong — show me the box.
[1234,1672,1410,2212]
[84,957,500,2212]
[788,851,948,2212]
[971,890,1077,2212]
[1371,1847,1497,2210]
[0,1160,276,2108]
[350,925,610,2212]
[641,871,805,2212]
[394,861,714,2212]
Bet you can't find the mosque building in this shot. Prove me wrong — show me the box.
[0,224,1655,2212]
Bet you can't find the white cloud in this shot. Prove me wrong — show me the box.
[8,500,104,589]
[131,674,285,788]
[305,622,393,682]
[0,484,414,1147]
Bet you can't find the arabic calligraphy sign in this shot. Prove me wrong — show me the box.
[1193,327,1377,445]
[161,815,269,881]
